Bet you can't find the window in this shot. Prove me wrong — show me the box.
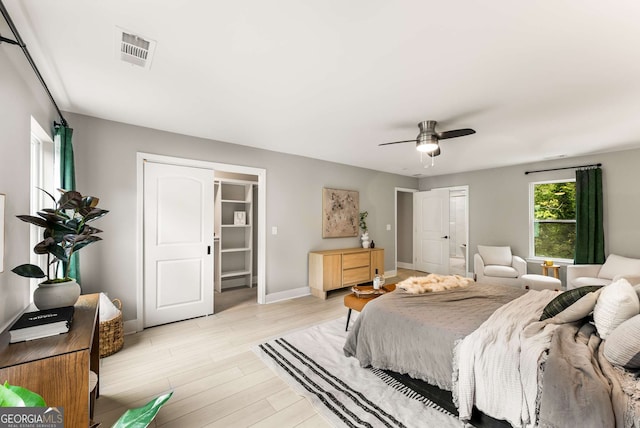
[529,180,576,261]
[29,117,57,292]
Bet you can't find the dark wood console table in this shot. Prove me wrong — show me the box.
[0,294,100,427]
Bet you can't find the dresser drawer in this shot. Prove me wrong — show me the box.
[343,266,370,285]
[342,252,370,269]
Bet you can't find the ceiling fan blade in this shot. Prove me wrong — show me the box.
[437,128,476,140]
[378,140,416,146]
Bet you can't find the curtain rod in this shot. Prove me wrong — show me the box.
[0,0,68,127]
[524,163,602,175]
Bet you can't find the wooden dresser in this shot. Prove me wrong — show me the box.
[0,294,100,427]
[309,247,384,299]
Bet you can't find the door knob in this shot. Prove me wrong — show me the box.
[442,235,449,239]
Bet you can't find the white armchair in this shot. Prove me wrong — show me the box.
[566,254,640,290]
[474,245,527,287]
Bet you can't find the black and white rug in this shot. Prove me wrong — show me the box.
[254,317,469,428]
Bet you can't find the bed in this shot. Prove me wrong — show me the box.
[344,279,640,428]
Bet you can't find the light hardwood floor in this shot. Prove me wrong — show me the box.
[94,269,425,427]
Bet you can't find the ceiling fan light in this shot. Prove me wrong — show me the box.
[416,132,439,153]
[416,142,439,153]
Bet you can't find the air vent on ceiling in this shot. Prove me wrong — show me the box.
[116,27,156,70]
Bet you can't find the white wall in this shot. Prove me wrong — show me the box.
[420,150,640,281]
[66,113,418,321]
[0,38,57,329]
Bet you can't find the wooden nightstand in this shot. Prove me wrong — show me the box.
[0,294,100,426]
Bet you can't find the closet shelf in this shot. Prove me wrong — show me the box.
[215,180,255,292]
[221,269,252,278]
[221,247,250,253]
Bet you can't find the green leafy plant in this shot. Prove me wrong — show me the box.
[11,189,108,282]
[112,392,172,428]
[0,381,172,427]
[359,211,368,233]
[0,381,46,407]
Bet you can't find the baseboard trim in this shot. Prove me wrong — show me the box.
[385,269,397,278]
[265,286,311,304]
[124,319,139,335]
[397,262,414,270]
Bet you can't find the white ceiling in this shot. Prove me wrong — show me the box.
[4,1,640,177]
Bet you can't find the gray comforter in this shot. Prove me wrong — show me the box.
[343,283,525,390]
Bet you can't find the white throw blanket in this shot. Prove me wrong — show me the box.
[453,289,558,428]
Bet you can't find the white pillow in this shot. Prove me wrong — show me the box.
[478,245,512,266]
[598,254,640,280]
[593,278,640,339]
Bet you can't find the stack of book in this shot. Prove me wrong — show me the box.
[9,306,75,343]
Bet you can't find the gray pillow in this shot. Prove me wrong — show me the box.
[604,314,640,369]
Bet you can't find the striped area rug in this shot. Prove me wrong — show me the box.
[254,317,470,428]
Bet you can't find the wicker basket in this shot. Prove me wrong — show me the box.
[99,298,124,358]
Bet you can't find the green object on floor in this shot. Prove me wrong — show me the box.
[111,391,173,428]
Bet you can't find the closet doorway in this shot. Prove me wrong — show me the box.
[136,153,266,331]
[213,171,259,313]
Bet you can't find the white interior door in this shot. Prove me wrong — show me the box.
[414,189,450,274]
[144,162,214,327]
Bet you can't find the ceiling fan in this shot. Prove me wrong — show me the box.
[379,120,476,157]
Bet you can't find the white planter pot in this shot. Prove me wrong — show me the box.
[33,280,81,310]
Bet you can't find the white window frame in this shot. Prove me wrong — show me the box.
[30,117,58,295]
[528,178,576,263]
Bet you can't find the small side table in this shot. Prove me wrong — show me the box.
[344,284,396,331]
[541,264,560,279]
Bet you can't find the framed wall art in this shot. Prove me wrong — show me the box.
[322,188,359,238]
[234,211,246,225]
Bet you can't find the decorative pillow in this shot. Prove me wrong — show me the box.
[604,314,640,369]
[593,278,640,339]
[550,289,602,324]
[478,245,512,266]
[598,254,640,280]
[540,286,602,321]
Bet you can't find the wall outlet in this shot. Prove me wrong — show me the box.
[386,224,391,231]
[272,226,278,235]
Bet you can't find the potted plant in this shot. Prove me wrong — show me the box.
[359,211,370,248]
[11,189,108,309]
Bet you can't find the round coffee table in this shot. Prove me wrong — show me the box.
[344,284,396,331]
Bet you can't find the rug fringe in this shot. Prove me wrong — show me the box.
[369,368,456,417]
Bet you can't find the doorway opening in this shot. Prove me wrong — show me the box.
[394,187,417,273]
[397,186,469,277]
[448,188,468,276]
[213,171,259,313]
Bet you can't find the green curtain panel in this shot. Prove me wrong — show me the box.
[574,167,605,264]
[54,123,80,283]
